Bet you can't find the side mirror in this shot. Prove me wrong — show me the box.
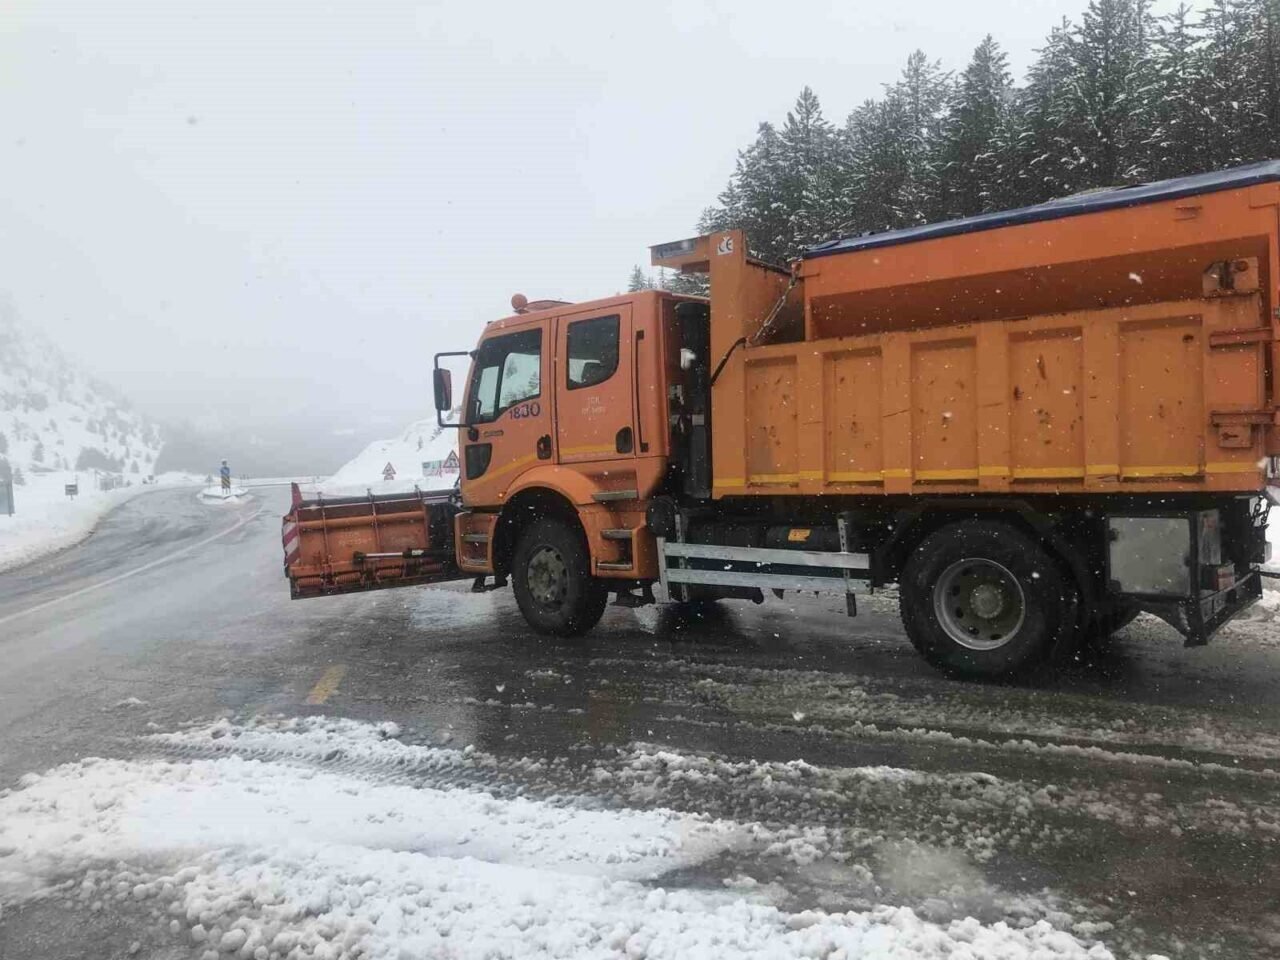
[433,350,471,428]
[433,368,453,412]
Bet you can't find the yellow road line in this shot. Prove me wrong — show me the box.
[305,665,347,705]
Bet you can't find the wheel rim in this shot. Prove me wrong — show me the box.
[526,545,569,610]
[933,558,1026,651]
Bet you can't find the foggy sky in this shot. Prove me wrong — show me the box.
[1,0,1192,438]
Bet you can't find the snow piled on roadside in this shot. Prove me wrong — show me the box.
[0,470,202,573]
[318,416,460,498]
[0,717,1117,960]
[198,483,249,502]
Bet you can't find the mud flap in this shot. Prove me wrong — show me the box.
[1136,570,1263,646]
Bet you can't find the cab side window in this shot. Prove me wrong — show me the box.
[466,328,541,423]
[566,315,619,390]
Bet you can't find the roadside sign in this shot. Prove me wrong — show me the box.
[0,460,12,516]
[382,462,397,481]
[65,482,79,499]
[421,450,460,478]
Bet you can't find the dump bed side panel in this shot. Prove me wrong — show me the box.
[716,293,1267,497]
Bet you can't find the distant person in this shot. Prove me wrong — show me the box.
[220,459,232,493]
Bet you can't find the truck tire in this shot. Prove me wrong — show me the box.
[899,520,1078,678]
[511,518,608,637]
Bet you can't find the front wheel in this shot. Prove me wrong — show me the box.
[899,521,1078,679]
[511,518,608,636]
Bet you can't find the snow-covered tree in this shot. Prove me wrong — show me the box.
[935,36,1015,217]
[662,270,710,296]
[1065,0,1154,186]
[1143,4,1210,179]
[683,0,1280,269]
[627,266,653,291]
[778,87,841,252]
[701,120,792,262]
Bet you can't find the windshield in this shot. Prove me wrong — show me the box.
[465,327,542,424]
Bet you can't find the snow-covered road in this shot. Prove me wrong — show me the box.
[1,487,1278,958]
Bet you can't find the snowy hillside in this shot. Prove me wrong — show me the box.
[322,415,460,495]
[0,299,162,480]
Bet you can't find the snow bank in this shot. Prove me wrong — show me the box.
[198,483,249,502]
[318,416,460,498]
[0,717,1117,960]
[0,470,201,573]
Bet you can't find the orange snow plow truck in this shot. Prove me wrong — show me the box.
[285,161,1280,678]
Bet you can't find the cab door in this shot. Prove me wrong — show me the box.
[460,321,551,503]
[555,305,636,464]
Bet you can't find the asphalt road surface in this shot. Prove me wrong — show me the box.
[2,487,1280,958]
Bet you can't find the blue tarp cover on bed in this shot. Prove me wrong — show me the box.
[803,159,1280,260]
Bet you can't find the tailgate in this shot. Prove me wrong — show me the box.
[282,484,464,598]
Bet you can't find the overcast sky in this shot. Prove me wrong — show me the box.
[0,0,1192,437]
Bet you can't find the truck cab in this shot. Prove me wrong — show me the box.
[435,290,694,630]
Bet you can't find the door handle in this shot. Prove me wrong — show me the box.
[537,434,552,460]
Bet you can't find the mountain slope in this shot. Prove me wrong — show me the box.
[324,416,460,494]
[0,299,162,480]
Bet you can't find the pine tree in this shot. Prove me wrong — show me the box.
[702,122,792,262]
[1144,4,1209,178]
[842,96,911,232]
[1200,0,1255,166]
[1239,0,1280,161]
[777,87,839,252]
[1011,21,1084,203]
[627,266,653,292]
[1063,0,1153,187]
[892,51,953,223]
[662,270,711,296]
[837,52,953,236]
[687,0,1278,270]
[936,36,1014,218]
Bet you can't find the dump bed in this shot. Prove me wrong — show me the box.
[282,485,461,598]
[706,162,1280,498]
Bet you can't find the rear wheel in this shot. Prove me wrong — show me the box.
[511,518,608,636]
[899,521,1078,678]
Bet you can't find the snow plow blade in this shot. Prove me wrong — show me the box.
[282,484,464,599]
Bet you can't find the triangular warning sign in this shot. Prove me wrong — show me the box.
[382,462,396,480]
